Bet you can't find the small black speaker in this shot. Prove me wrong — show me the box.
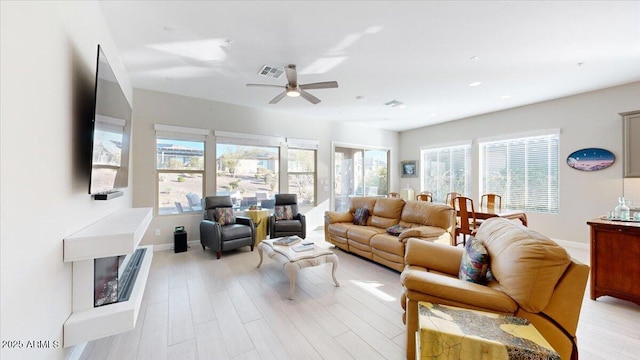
[174,227,187,253]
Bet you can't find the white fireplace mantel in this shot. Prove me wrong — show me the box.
[63,207,153,347]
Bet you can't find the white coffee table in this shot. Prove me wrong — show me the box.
[257,239,340,300]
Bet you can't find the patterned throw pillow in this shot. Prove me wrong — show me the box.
[215,207,236,226]
[274,205,294,220]
[459,237,490,284]
[386,224,407,236]
[353,207,369,225]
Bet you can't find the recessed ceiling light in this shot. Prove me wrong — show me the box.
[469,82,482,87]
[501,95,511,99]
[429,113,437,117]
[470,56,479,61]
[355,96,365,101]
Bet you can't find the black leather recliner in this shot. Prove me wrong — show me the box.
[200,196,255,259]
[268,194,306,239]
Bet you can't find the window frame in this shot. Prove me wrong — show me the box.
[478,130,560,214]
[287,141,318,209]
[155,125,208,216]
[420,142,472,203]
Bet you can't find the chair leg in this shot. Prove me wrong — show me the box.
[216,251,221,259]
[250,244,254,252]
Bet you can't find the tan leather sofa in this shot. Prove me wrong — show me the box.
[324,197,456,272]
[400,217,589,360]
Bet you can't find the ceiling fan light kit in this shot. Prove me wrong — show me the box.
[247,64,338,105]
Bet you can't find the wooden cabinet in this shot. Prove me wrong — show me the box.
[587,219,640,306]
[622,110,640,177]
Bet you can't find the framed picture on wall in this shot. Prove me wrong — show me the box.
[401,160,418,178]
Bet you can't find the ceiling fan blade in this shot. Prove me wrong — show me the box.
[299,89,321,105]
[269,91,287,104]
[299,81,338,90]
[246,83,285,89]
[285,65,297,88]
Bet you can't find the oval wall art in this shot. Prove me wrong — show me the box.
[567,148,615,171]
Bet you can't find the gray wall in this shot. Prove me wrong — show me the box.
[1,1,132,359]
[399,81,640,244]
[131,89,400,246]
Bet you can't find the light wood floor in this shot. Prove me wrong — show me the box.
[80,230,640,360]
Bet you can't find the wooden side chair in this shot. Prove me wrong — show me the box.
[445,192,461,207]
[452,196,479,246]
[416,193,433,202]
[481,193,502,210]
[388,192,401,198]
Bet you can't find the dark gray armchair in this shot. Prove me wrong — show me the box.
[200,196,255,259]
[268,194,306,239]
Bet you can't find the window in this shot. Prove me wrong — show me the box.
[156,138,205,215]
[215,131,283,211]
[420,144,471,203]
[333,145,389,212]
[288,145,316,212]
[479,131,559,214]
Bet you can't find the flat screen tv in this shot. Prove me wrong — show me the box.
[89,44,132,197]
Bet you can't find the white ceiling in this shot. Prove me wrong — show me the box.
[99,1,640,132]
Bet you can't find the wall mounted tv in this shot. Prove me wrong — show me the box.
[89,44,132,200]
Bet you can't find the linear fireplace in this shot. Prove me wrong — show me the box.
[94,247,146,307]
[63,207,153,347]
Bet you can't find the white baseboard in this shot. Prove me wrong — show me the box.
[553,238,589,251]
[66,342,86,360]
[153,240,201,251]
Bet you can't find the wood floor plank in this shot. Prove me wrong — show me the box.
[167,338,198,360]
[186,276,216,325]
[336,330,388,360]
[168,286,195,345]
[327,302,404,360]
[194,320,230,360]
[244,318,292,360]
[137,300,168,360]
[210,289,254,357]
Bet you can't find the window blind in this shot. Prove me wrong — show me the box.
[479,133,559,214]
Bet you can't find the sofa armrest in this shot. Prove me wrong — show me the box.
[200,219,222,251]
[401,267,518,313]
[324,210,353,224]
[405,238,463,274]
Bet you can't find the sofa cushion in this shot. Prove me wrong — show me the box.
[215,207,236,225]
[475,218,571,313]
[458,237,489,284]
[348,197,378,214]
[354,207,370,225]
[400,201,455,229]
[274,205,294,220]
[347,226,385,245]
[371,233,405,257]
[370,198,405,229]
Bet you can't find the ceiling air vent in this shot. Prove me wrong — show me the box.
[257,65,284,79]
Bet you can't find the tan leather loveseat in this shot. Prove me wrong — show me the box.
[400,217,589,360]
[324,197,456,272]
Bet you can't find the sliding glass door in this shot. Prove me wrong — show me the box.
[333,145,389,212]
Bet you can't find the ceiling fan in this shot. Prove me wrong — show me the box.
[246,64,338,105]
